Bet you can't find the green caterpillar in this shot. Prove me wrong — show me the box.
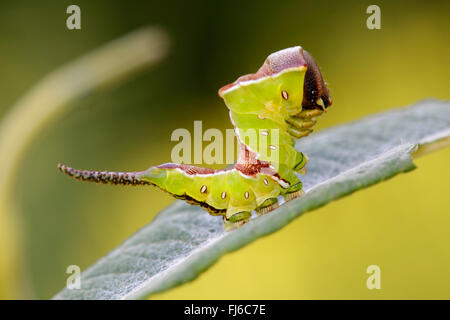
[58,46,332,230]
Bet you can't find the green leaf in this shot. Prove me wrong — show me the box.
[53,100,450,300]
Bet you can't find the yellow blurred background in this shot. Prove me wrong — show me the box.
[0,0,449,299]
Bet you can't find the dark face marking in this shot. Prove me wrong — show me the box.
[302,50,332,110]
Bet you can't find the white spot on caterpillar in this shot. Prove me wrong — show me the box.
[200,185,208,193]
[278,179,290,188]
[221,191,227,199]
[281,90,289,100]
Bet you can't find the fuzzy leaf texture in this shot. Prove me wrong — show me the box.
[54,100,450,300]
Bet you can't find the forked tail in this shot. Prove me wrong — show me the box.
[57,163,151,186]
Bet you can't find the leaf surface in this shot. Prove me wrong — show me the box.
[53,100,450,300]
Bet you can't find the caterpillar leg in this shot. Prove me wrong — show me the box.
[286,117,316,139]
[283,182,305,202]
[223,211,251,231]
[295,108,324,119]
[285,109,324,139]
[287,126,313,139]
[284,189,305,201]
[255,198,279,215]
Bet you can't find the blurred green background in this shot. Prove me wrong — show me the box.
[0,0,449,299]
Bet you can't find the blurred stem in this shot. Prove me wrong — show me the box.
[0,27,169,298]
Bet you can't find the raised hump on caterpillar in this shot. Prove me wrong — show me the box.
[58,46,332,230]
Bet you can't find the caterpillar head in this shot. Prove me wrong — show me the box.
[300,49,332,110]
[219,46,332,112]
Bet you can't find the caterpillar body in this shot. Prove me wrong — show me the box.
[58,46,332,230]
